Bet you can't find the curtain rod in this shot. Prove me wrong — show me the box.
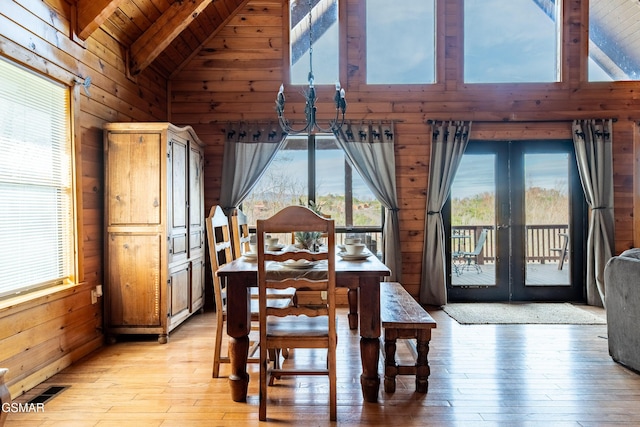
[426,118,618,124]
[212,120,403,125]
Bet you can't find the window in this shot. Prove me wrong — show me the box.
[588,0,640,81]
[0,58,76,298]
[366,0,436,84]
[290,0,339,85]
[242,134,382,230]
[464,0,560,83]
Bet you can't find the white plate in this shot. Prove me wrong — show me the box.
[338,252,371,261]
[242,252,257,261]
[267,244,285,251]
[282,259,315,269]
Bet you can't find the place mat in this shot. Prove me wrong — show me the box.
[442,302,606,325]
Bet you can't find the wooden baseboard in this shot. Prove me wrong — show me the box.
[7,336,103,399]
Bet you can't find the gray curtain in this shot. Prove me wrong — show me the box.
[334,122,402,282]
[420,121,472,306]
[219,122,287,212]
[572,119,615,308]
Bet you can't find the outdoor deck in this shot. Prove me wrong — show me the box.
[452,262,570,286]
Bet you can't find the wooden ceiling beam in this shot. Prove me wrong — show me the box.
[75,0,125,41]
[129,0,214,76]
[170,0,252,79]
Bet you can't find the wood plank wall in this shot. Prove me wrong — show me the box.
[171,0,639,298]
[0,0,167,397]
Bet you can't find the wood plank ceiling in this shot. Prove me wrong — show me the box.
[74,0,250,78]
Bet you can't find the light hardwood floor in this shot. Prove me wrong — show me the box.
[7,306,640,426]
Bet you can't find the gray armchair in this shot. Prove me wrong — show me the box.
[604,248,640,372]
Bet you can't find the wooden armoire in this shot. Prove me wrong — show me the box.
[104,123,205,343]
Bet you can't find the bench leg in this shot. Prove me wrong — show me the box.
[383,329,398,393]
[415,330,432,393]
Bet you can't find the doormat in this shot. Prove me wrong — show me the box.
[442,302,606,325]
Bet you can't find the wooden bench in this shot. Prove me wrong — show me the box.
[380,282,437,393]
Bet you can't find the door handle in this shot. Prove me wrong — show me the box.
[496,224,509,230]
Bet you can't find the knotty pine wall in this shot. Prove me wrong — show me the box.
[171,0,639,298]
[0,0,167,397]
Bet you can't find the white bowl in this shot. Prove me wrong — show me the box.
[344,243,365,255]
[345,238,362,245]
[266,237,279,246]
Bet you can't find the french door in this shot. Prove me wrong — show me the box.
[446,140,586,302]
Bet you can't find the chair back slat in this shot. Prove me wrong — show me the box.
[206,205,233,316]
[229,208,251,259]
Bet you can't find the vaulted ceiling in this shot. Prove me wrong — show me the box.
[75,0,251,78]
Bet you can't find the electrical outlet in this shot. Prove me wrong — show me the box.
[91,285,103,304]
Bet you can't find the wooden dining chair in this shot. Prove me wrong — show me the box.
[229,208,252,259]
[206,205,291,378]
[256,206,337,421]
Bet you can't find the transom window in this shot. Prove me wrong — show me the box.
[464,0,561,83]
[588,0,640,81]
[290,0,339,85]
[0,58,76,298]
[365,0,436,84]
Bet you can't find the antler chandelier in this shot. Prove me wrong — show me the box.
[275,0,347,134]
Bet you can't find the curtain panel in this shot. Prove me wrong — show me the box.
[219,122,287,213]
[572,119,615,308]
[420,121,472,306]
[334,122,402,282]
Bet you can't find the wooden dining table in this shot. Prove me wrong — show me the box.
[216,250,391,403]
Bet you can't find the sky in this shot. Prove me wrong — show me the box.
[451,152,570,200]
[292,0,616,84]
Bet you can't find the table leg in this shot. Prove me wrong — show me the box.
[358,277,381,402]
[360,337,380,402]
[228,336,249,402]
[226,278,252,402]
[347,288,358,330]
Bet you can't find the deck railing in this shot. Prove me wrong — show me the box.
[452,225,569,265]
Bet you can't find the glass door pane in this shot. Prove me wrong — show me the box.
[524,153,571,286]
[450,153,497,288]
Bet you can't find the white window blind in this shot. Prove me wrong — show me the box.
[0,58,75,298]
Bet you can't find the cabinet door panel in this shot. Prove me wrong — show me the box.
[189,144,204,257]
[169,136,188,263]
[107,133,161,226]
[169,265,190,317]
[170,235,188,261]
[107,233,161,326]
[190,257,204,311]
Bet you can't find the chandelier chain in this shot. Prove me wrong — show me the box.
[308,0,314,82]
[275,0,347,135]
